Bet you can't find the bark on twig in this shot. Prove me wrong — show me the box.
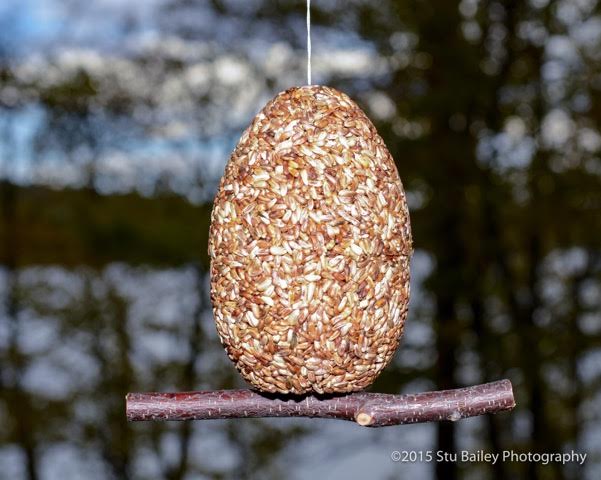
[126,379,515,427]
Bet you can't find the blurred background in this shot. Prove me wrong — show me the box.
[1,0,600,479]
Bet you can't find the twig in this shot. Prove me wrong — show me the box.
[126,379,515,427]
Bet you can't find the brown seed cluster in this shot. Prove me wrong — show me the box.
[209,85,412,394]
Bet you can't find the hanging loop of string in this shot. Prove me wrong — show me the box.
[306,0,312,85]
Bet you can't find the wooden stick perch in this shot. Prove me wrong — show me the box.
[126,379,515,427]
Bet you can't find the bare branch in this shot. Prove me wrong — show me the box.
[126,379,515,427]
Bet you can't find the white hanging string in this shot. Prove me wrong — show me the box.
[306,0,312,85]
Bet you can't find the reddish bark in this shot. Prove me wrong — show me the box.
[126,379,515,427]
